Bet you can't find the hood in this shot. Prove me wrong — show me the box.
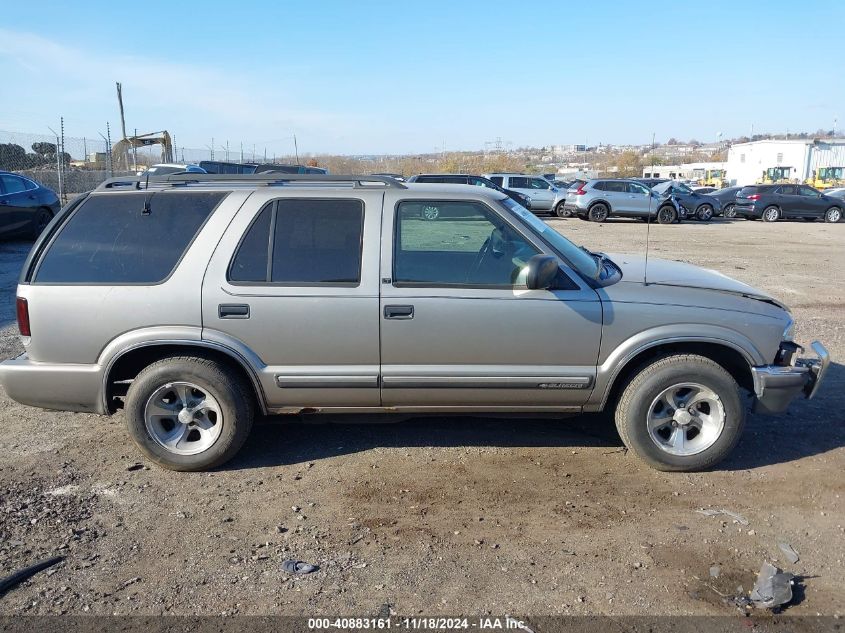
[607,252,783,305]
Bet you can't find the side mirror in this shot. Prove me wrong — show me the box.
[526,255,559,290]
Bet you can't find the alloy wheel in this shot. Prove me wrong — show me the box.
[144,382,223,456]
[646,383,725,456]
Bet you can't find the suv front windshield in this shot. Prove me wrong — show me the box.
[500,198,600,280]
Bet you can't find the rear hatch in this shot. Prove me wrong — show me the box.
[736,186,761,206]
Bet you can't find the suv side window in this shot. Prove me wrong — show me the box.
[35,191,224,284]
[229,198,364,285]
[468,177,494,188]
[592,181,606,191]
[626,182,650,194]
[778,185,797,195]
[604,181,627,193]
[529,178,551,190]
[509,176,530,188]
[797,186,820,197]
[393,200,540,287]
[488,176,504,187]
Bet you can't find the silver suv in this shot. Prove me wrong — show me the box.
[564,179,679,223]
[0,174,829,472]
[483,174,565,215]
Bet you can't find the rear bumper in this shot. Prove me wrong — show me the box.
[735,204,762,218]
[751,341,830,414]
[0,353,106,414]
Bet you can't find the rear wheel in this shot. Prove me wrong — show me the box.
[614,354,745,471]
[587,203,609,222]
[657,205,677,224]
[31,208,53,238]
[762,206,780,222]
[554,201,571,218]
[695,204,714,221]
[723,203,737,218]
[825,207,842,223]
[124,355,255,471]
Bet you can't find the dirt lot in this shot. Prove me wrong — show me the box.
[0,218,843,617]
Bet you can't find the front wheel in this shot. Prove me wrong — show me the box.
[614,354,745,471]
[124,355,255,471]
[825,207,842,223]
[656,205,677,224]
[762,206,780,222]
[695,204,714,221]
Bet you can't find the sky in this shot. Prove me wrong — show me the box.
[1,0,843,156]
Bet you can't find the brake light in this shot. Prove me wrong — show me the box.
[747,194,761,201]
[16,297,30,337]
[574,185,587,195]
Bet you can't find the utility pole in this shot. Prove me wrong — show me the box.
[293,134,299,164]
[48,124,63,203]
[116,82,128,140]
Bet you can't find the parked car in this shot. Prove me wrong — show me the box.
[406,174,531,209]
[692,186,717,194]
[564,179,679,223]
[0,171,61,239]
[483,173,563,215]
[822,187,845,201]
[137,163,206,177]
[636,178,669,189]
[650,181,721,221]
[371,173,406,182]
[708,186,744,218]
[734,184,843,223]
[0,174,829,473]
[199,161,328,175]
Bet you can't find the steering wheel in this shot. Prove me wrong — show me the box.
[467,236,492,283]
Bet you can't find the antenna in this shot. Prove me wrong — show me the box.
[644,132,656,286]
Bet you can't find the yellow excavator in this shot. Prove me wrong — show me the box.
[111,131,174,171]
[806,166,845,189]
[757,166,794,184]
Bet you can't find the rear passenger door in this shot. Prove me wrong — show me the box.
[600,181,627,211]
[775,185,800,216]
[202,190,383,409]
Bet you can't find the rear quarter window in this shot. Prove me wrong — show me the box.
[34,191,225,284]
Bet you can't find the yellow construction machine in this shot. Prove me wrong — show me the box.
[757,166,794,184]
[806,166,845,189]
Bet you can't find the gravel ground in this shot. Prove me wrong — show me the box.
[0,218,843,617]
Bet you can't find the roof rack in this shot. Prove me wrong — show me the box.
[94,173,407,191]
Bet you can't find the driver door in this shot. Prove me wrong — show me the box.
[379,197,602,409]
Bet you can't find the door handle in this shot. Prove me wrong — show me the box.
[218,303,250,319]
[384,305,414,320]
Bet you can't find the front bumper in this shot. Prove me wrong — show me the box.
[751,341,830,414]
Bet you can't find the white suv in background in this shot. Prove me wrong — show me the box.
[484,173,564,215]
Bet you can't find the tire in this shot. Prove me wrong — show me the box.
[723,204,737,219]
[587,203,609,222]
[614,354,745,472]
[554,201,571,218]
[762,206,780,222]
[31,208,53,238]
[124,355,255,471]
[825,207,842,223]
[656,205,677,224]
[695,204,714,222]
[421,205,440,221]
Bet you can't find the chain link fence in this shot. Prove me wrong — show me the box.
[1,126,281,204]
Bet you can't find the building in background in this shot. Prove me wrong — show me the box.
[726,139,845,186]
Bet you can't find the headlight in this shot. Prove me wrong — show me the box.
[782,318,795,341]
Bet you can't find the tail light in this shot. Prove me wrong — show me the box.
[747,194,761,201]
[573,185,587,195]
[16,297,31,337]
